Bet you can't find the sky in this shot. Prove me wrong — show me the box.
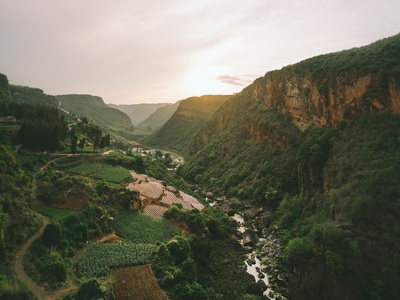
[0,0,399,105]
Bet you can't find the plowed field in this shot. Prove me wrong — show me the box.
[112,265,167,300]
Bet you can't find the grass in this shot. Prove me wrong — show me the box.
[90,165,131,184]
[64,163,102,175]
[38,207,78,221]
[112,210,176,244]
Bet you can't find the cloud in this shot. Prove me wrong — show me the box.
[217,75,250,86]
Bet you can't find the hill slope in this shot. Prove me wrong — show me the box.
[109,103,171,125]
[10,85,58,107]
[140,95,231,156]
[0,74,12,105]
[178,34,400,299]
[137,101,180,131]
[56,94,133,130]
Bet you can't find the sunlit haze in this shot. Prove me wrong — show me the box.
[1,0,399,104]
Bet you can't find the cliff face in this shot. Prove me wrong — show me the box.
[250,70,400,130]
[190,34,400,155]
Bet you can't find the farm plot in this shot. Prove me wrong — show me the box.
[63,163,102,175]
[38,206,78,221]
[90,165,131,184]
[77,242,155,278]
[143,204,168,219]
[53,156,82,169]
[112,210,176,244]
[112,265,167,300]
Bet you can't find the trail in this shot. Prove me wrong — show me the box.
[40,154,71,171]
[13,212,76,300]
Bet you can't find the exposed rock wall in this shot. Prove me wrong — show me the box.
[250,70,400,130]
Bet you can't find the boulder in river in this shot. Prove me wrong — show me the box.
[243,207,263,220]
[219,203,235,215]
[243,229,259,247]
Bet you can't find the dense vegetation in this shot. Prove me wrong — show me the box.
[137,101,180,131]
[0,136,41,299]
[180,109,400,299]
[153,204,258,300]
[140,95,231,156]
[10,85,58,107]
[56,94,134,131]
[175,35,400,300]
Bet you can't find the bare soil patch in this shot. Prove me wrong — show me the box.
[57,192,87,210]
[112,265,167,300]
[99,233,121,244]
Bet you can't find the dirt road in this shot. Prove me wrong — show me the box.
[13,212,76,300]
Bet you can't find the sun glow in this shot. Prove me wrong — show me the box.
[182,66,229,95]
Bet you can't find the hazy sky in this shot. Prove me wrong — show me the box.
[1,0,399,104]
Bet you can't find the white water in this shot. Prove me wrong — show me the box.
[231,213,275,299]
[232,213,246,233]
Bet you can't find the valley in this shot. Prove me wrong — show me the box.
[0,33,400,300]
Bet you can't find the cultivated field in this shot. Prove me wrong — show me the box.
[77,242,155,278]
[143,204,168,219]
[38,207,78,221]
[112,210,176,244]
[112,265,167,300]
[90,165,131,184]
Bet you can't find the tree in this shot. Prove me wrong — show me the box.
[78,138,86,152]
[71,135,78,155]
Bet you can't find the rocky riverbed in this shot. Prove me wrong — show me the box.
[197,188,289,299]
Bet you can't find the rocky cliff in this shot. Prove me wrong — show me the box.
[190,34,400,155]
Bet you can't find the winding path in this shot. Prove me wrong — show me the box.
[13,212,76,300]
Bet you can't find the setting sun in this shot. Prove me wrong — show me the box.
[182,66,228,95]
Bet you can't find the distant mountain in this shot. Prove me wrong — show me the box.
[56,94,133,129]
[109,103,171,125]
[10,85,58,107]
[137,101,181,131]
[139,95,231,156]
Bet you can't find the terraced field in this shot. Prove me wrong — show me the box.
[143,204,168,219]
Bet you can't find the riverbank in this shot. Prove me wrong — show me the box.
[194,186,289,299]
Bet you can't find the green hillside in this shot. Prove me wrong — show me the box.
[9,85,58,107]
[109,103,171,125]
[137,101,180,131]
[0,74,12,105]
[56,94,134,130]
[177,34,400,299]
[140,95,231,156]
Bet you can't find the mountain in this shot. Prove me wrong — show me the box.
[56,94,133,130]
[137,101,181,131]
[140,95,231,156]
[10,85,58,107]
[177,34,400,299]
[109,103,171,125]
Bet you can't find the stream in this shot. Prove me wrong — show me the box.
[232,213,275,299]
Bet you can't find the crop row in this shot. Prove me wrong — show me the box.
[112,210,176,244]
[90,165,131,184]
[77,242,156,278]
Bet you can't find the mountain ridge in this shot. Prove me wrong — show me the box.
[56,94,133,130]
[109,103,172,125]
